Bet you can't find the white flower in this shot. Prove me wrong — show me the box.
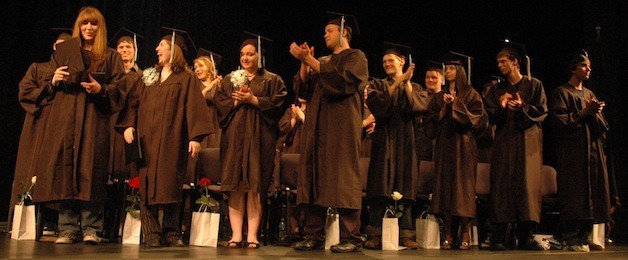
[230,69,248,90]
[142,67,159,86]
[391,191,403,201]
[31,176,37,185]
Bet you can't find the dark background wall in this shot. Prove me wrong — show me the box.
[1,0,627,238]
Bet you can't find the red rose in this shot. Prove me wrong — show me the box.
[198,177,211,187]
[128,177,140,189]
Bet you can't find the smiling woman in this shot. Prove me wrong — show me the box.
[27,6,128,245]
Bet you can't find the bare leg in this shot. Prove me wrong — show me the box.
[228,191,246,244]
[459,217,472,249]
[443,214,454,249]
[246,191,262,245]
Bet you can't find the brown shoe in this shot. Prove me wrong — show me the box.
[400,237,419,249]
[364,237,382,249]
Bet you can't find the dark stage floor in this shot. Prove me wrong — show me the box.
[2,236,628,259]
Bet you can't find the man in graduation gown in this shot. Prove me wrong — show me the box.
[289,17,369,253]
[551,53,610,251]
[484,46,548,250]
[10,33,72,234]
[363,48,430,249]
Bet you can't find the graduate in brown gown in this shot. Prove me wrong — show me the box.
[363,44,429,250]
[277,97,307,155]
[484,43,547,250]
[10,32,71,235]
[193,54,223,149]
[108,29,143,182]
[551,53,609,251]
[289,13,369,253]
[214,35,287,248]
[31,6,127,245]
[414,62,444,163]
[119,32,212,247]
[426,53,486,250]
[361,90,374,158]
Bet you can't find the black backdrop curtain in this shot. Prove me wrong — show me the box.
[1,0,627,239]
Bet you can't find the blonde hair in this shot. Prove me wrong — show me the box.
[72,6,107,70]
[193,56,217,80]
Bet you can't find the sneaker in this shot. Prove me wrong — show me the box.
[55,233,77,244]
[83,232,102,245]
[564,244,590,252]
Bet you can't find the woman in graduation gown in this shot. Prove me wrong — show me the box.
[119,33,212,247]
[426,58,486,250]
[215,38,287,248]
[194,55,223,148]
[31,6,127,244]
[551,54,610,251]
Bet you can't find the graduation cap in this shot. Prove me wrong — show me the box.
[50,28,73,50]
[499,39,531,80]
[383,42,412,67]
[197,48,223,73]
[567,49,591,72]
[109,27,144,62]
[425,60,445,85]
[161,26,197,64]
[240,31,273,70]
[326,11,360,47]
[442,51,474,83]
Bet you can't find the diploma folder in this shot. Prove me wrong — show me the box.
[51,37,86,86]
[125,129,143,165]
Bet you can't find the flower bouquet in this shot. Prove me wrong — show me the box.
[230,69,249,93]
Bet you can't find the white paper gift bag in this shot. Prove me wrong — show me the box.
[382,216,401,250]
[416,211,440,249]
[590,223,606,249]
[11,204,36,240]
[324,208,340,250]
[122,212,141,245]
[189,212,220,247]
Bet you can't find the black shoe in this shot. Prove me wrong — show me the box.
[586,241,604,251]
[517,239,544,250]
[330,242,361,253]
[490,243,508,251]
[292,239,324,251]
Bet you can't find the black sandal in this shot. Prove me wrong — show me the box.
[247,242,260,249]
[227,241,243,248]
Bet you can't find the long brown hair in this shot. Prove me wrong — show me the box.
[156,35,190,74]
[447,65,469,93]
[72,6,107,71]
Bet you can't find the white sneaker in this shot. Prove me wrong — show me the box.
[83,232,102,245]
[55,233,77,244]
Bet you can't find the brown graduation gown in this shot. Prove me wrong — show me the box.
[551,84,610,222]
[32,47,127,204]
[118,70,212,205]
[215,69,286,198]
[365,78,430,200]
[294,49,369,210]
[427,85,486,218]
[10,61,54,207]
[485,77,548,223]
